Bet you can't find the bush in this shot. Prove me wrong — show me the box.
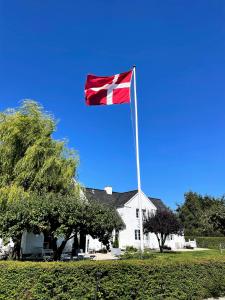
[186,236,225,249]
[112,235,119,248]
[125,246,138,252]
[122,249,155,260]
[0,256,225,300]
[98,248,107,254]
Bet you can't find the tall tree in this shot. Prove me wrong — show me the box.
[176,191,222,236]
[143,209,182,253]
[208,199,225,236]
[0,100,78,258]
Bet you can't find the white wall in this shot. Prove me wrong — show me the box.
[88,191,186,251]
[20,232,74,254]
[21,231,44,254]
[117,192,158,249]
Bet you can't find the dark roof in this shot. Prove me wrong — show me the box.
[85,187,167,210]
[148,197,168,211]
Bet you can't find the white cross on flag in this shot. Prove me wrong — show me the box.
[85,70,133,105]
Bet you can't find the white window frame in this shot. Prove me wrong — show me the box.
[135,229,141,240]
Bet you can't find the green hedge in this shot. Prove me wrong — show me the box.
[0,257,225,300]
[186,236,225,249]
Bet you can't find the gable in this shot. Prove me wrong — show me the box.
[124,191,157,210]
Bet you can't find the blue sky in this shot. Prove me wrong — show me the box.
[0,0,225,208]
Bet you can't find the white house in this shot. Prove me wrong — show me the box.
[0,186,186,256]
[85,187,186,251]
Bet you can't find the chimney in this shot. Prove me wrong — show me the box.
[104,186,112,195]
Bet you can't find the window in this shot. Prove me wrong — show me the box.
[136,209,146,219]
[142,209,146,219]
[136,208,139,218]
[135,230,140,240]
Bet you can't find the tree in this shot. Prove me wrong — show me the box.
[0,100,125,260]
[28,192,83,260]
[0,186,32,259]
[0,100,78,258]
[143,209,182,253]
[82,199,125,250]
[176,191,223,236]
[25,192,124,260]
[208,199,225,236]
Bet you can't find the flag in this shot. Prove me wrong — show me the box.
[85,69,133,105]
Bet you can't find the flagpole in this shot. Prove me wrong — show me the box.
[132,65,144,252]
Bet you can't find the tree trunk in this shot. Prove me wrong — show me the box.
[54,240,67,260]
[156,234,163,253]
[80,231,86,253]
[72,231,79,256]
[54,230,72,260]
[49,235,58,261]
[12,235,22,260]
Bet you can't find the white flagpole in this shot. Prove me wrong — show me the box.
[132,65,144,252]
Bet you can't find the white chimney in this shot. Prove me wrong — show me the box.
[104,186,112,195]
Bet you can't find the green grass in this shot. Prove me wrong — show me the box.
[0,249,224,268]
[147,249,224,261]
[122,248,225,262]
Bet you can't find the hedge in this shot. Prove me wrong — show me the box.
[186,236,225,249]
[0,257,225,300]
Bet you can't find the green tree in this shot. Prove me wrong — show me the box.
[176,191,222,236]
[0,100,78,258]
[28,192,83,260]
[208,198,225,236]
[0,100,124,260]
[25,192,124,260]
[82,199,125,250]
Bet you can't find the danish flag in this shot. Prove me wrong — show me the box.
[85,70,133,105]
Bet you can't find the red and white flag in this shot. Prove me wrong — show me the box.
[85,70,133,105]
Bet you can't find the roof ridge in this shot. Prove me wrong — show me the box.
[86,187,138,194]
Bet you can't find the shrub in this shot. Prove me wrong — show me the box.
[125,246,138,252]
[122,249,155,260]
[112,235,119,248]
[0,255,225,299]
[98,248,107,254]
[186,236,225,249]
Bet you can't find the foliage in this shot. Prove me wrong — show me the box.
[30,193,124,259]
[0,101,125,260]
[112,233,119,248]
[185,236,225,249]
[0,100,77,194]
[0,251,225,299]
[82,199,125,250]
[0,100,79,258]
[143,209,182,252]
[122,249,155,260]
[208,201,225,236]
[177,191,225,236]
[125,246,138,252]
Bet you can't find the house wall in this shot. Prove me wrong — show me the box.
[88,192,159,251]
[117,192,158,249]
[88,192,186,251]
[20,232,74,255]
